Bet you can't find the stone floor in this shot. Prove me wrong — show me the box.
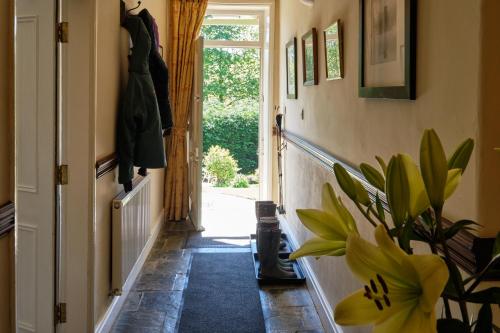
[111,192,325,333]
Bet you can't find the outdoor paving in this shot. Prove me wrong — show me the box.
[110,190,325,333]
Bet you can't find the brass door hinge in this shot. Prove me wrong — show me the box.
[55,302,67,324]
[58,22,68,43]
[57,165,69,185]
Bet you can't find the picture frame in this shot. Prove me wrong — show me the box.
[359,0,417,99]
[324,20,344,80]
[286,37,298,99]
[301,28,319,86]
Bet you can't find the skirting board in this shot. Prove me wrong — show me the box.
[95,209,164,333]
[278,214,343,333]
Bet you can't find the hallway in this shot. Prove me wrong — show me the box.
[110,194,325,333]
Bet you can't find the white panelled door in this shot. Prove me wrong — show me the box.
[15,0,56,332]
[188,37,204,231]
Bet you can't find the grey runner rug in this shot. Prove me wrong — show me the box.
[178,253,265,333]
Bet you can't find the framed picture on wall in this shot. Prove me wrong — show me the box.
[324,20,344,80]
[286,37,298,99]
[302,28,319,86]
[359,0,416,99]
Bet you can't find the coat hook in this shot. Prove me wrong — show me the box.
[127,1,142,14]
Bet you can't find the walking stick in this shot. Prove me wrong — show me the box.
[275,113,286,214]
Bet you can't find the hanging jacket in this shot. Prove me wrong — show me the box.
[118,15,166,189]
[138,9,174,134]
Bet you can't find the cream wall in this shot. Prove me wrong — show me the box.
[94,0,168,324]
[279,0,497,332]
[0,0,14,331]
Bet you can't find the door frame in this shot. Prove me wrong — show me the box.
[56,0,96,331]
[203,1,275,200]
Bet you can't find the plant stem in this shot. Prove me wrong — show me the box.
[435,208,470,328]
[429,242,453,320]
[367,205,392,235]
[354,202,377,228]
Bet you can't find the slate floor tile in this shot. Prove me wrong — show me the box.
[260,287,314,310]
[113,311,166,330]
[140,291,183,314]
[111,223,325,333]
[133,273,177,291]
[122,292,143,312]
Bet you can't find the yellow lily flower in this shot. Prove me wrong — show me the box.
[334,226,449,333]
[290,183,358,260]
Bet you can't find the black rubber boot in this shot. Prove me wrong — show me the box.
[255,201,277,219]
[258,229,296,279]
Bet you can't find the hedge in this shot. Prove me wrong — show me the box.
[203,100,259,175]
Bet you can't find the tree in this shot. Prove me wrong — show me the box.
[200,24,261,175]
[201,25,260,106]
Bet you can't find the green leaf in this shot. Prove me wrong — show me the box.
[333,164,357,202]
[466,287,500,304]
[420,129,448,209]
[375,193,385,221]
[444,169,462,200]
[400,154,430,219]
[443,220,479,240]
[465,253,500,292]
[375,155,387,176]
[474,304,492,333]
[437,319,469,333]
[447,260,465,294]
[493,232,500,257]
[398,220,414,253]
[448,138,474,173]
[353,179,371,206]
[386,155,409,227]
[360,163,385,192]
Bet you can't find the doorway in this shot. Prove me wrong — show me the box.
[189,3,274,242]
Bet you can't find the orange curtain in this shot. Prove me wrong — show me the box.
[165,0,207,221]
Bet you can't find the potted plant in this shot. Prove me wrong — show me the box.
[291,129,500,332]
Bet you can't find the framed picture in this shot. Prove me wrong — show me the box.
[301,28,319,86]
[286,38,298,99]
[359,0,416,99]
[324,20,344,80]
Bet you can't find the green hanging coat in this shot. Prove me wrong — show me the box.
[118,15,166,186]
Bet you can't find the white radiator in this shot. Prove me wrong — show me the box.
[111,174,151,295]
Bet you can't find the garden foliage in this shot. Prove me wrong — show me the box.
[203,145,239,187]
[203,100,259,175]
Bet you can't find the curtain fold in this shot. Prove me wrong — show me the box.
[165,0,207,221]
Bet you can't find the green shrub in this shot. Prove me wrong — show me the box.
[203,99,259,174]
[232,174,249,188]
[246,170,259,184]
[203,145,239,187]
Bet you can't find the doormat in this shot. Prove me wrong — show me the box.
[186,232,250,248]
[178,253,266,333]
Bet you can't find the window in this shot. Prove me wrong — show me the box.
[202,14,260,42]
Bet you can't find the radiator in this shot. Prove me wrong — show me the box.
[111,174,151,295]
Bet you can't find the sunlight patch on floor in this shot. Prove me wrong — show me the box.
[201,187,257,238]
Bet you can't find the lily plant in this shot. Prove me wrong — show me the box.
[291,129,500,333]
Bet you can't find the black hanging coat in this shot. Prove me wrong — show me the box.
[118,15,166,187]
[138,9,173,133]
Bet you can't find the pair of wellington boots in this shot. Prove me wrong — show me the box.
[257,219,296,279]
[255,201,287,250]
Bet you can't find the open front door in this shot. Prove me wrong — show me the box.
[189,37,204,231]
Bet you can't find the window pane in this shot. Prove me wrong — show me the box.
[202,14,259,41]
